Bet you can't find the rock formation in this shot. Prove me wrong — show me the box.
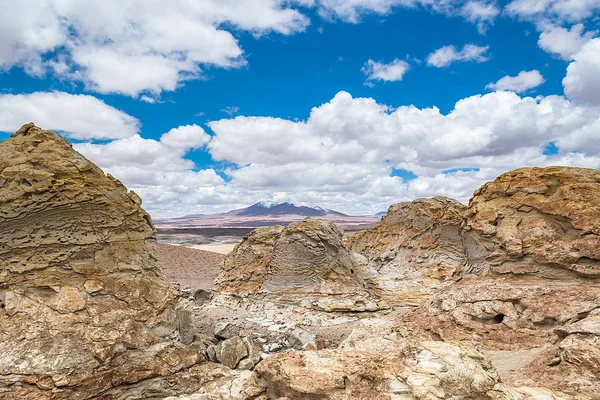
[461,166,600,279]
[2,125,599,399]
[255,320,585,400]
[0,124,248,399]
[399,167,600,396]
[216,218,384,312]
[348,196,466,305]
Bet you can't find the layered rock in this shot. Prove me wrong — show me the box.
[0,124,219,399]
[216,218,384,312]
[348,197,466,305]
[399,167,600,396]
[255,319,584,400]
[461,166,600,279]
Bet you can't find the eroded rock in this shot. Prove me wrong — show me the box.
[348,196,466,306]
[461,166,600,279]
[0,124,206,399]
[216,218,385,312]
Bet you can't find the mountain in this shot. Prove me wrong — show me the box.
[375,211,387,217]
[231,201,347,217]
[155,201,377,230]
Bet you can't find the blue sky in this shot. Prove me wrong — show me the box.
[1,1,599,216]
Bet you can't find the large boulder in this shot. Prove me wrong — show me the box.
[0,124,222,399]
[348,197,466,305]
[216,218,384,312]
[254,325,583,400]
[399,167,600,396]
[461,166,600,279]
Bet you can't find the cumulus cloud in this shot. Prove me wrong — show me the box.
[14,87,597,217]
[362,59,410,84]
[461,1,500,33]
[197,90,600,216]
[486,70,545,92]
[0,91,139,140]
[563,38,600,106]
[74,125,223,216]
[538,24,597,60]
[505,0,600,23]
[427,44,490,67]
[160,125,211,150]
[315,0,499,30]
[0,0,309,97]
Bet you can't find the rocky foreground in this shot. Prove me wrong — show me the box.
[1,124,599,399]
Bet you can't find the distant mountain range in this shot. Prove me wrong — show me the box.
[230,201,347,217]
[155,201,379,231]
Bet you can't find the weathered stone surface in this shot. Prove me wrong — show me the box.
[401,278,600,350]
[110,363,265,400]
[349,197,466,305]
[397,167,600,396]
[216,218,385,312]
[0,124,207,399]
[216,336,248,369]
[255,334,584,400]
[286,327,317,350]
[461,166,600,279]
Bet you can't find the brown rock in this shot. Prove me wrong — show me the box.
[461,166,600,279]
[216,218,384,312]
[254,336,580,400]
[348,197,466,305]
[216,336,248,369]
[0,124,208,399]
[397,167,600,396]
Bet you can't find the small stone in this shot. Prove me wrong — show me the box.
[214,321,240,340]
[287,327,316,350]
[84,279,104,294]
[216,336,248,369]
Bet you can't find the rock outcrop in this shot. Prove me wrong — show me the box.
[461,166,600,279]
[216,218,384,312]
[399,167,600,396]
[348,197,466,305]
[0,124,232,399]
[255,320,584,400]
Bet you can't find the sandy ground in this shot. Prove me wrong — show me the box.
[189,243,237,254]
[156,243,225,290]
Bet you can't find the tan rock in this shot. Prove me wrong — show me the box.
[254,335,581,400]
[0,124,212,399]
[396,167,600,396]
[461,166,600,279]
[216,336,248,369]
[216,218,384,312]
[348,197,466,305]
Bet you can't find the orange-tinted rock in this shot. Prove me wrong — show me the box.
[216,218,385,312]
[461,166,600,279]
[348,197,466,305]
[0,124,208,399]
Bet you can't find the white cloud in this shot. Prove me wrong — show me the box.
[486,70,545,92]
[25,87,593,217]
[196,90,600,216]
[0,0,309,97]
[505,0,600,23]
[538,24,597,60]
[160,125,211,150]
[221,106,241,116]
[427,43,490,67]
[0,91,139,140]
[461,1,500,33]
[362,59,410,84]
[315,0,499,30]
[563,38,600,106]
